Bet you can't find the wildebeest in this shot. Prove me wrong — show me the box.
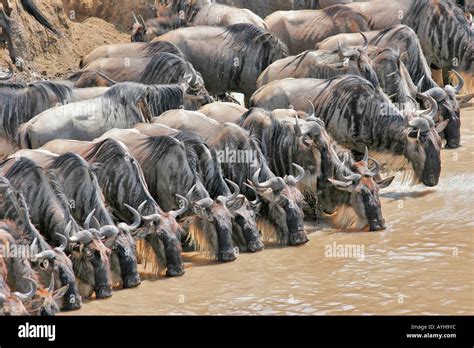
[80,40,185,68]
[198,102,249,122]
[18,82,212,149]
[10,149,142,289]
[82,52,208,96]
[0,176,82,311]
[154,110,309,246]
[0,221,69,316]
[134,123,264,252]
[343,0,473,75]
[41,138,187,277]
[225,106,393,230]
[257,33,379,89]
[0,157,114,299]
[264,5,370,55]
[317,25,469,148]
[0,81,109,158]
[133,0,267,41]
[156,23,288,103]
[251,75,448,187]
[95,129,239,262]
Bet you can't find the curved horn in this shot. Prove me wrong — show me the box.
[34,250,56,260]
[0,61,13,80]
[48,274,55,293]
[83,209,96,230]
[131,11,139,24]
[359,31,369,51]
[408,118,431,133]
[139,14,147,30]
[99,225,119,239]
[337,161,361,183]
[224,179,240,204]
[416,93,438,120]
[337,39,349,58]
[14,277,37,300]
[243,183,261,206]
[64,221,73,239]
[292,163,305,183]
[368,157,381,176]
[123,204,141,230]
[170,194,189,218]
[30,238,39,257]
[306,100,316,118]
[294,114,303,136]
[451,70,464,94]
[362,147,369,164]
[55,233,68,252]
[417,76,425,92]
[68,230,93,244]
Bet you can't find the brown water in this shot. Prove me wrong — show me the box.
[65,108,474,316]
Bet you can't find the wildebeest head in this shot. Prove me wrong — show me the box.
[420,71,466,149]
[223,180,263,253]
[33,275,69,316]
[328,150,394,232]
[248,166,308,246]
[186,185,237,262]
[181,72,214,110]
[94,205,142,289]
[135,198,187,277]
[65,215,113,299]
[404,97,448,187]
[335,33,379,88]
[294,102,336,190]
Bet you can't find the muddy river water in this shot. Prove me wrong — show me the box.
[65,108,474,316]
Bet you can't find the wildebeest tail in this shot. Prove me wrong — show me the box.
[20,0,62,37]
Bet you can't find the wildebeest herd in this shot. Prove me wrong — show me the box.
[0,0,472,315]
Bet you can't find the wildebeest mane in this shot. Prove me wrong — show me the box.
[319,5,370,29]
[0,81,72,138]
[138,53,191,85]
[220,23,288,85]
[371,25,437,89]
[144,41,186,59]
[82,139,158,218]
[146,84,185,117]
[314,75,406,152]
[174,131,229,198]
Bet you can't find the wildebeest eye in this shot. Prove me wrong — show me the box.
[40,259,49,270]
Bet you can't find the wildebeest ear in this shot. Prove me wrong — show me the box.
[377,176,395,189]
[435,119,449,134]
[53,284,70,300]
[328,178,353,192]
